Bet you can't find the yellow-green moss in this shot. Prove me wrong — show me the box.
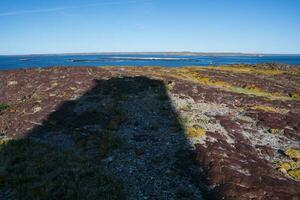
[172,68,298,101]
[285,148,300,159]
[199,66,287,76]
[269,128,284,134]
[288,169,300,180]
[0,139,10,145]
[180,104,193,111]
[201,66,300,76]
[278,161,300,170]
[251,105,289,114]
[289,93,300,99]
[186,127,206,139]
[277,161,300,180]
[277,149,300,180]
[99,66,300,101]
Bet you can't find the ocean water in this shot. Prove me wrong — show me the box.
[0,54,300,70]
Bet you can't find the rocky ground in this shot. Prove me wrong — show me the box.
[0,64,299,200]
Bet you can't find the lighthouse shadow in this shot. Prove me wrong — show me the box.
[1,76,216,200]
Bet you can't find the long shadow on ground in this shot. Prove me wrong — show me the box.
[0,76,217,200]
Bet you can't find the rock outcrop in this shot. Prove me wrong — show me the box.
[0,64,299,199]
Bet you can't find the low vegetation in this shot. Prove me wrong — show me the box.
[0,139,124,200]
[277,148,300,181]
[186,127,206,139]
[289,93,300,99]
[277,161,300,180]
[172,68,299,101]
[0,65,299,199]
[0,103,9,113]
[201,66,287,75]
[285,148,300,160]
[269,128,284,135]
[251,105,289,114]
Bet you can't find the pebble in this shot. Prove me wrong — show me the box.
[7,81,18,86]
[32,106,42,113]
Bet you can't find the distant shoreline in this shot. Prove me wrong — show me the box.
[1,52,300,57]
[1,53,300,70]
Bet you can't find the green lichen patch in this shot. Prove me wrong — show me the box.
[0,103,9,113]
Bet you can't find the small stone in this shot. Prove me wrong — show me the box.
[277,149,286,156]
[7,81,18,86]
[51,82,58,87]
[32,107,42,113]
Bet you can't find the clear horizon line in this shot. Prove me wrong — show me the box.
[1,51,300,56]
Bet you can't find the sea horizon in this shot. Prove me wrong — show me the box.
[1,51,300,57]
[1,52,300,70]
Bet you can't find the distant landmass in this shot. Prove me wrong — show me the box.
[2,51,300,57]
[1,52,300,70]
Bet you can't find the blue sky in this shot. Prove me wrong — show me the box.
[0,0,299,55]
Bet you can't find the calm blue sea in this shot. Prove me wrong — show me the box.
[0,54,300,70]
